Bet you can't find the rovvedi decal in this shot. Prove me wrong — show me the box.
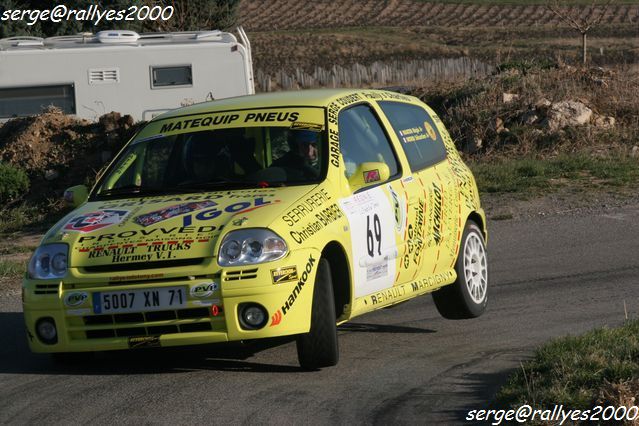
[270,254,316,326]
[64,209,129,233]
[77,225,219,244]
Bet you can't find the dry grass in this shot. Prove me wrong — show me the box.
[411,64,639,158]
[238,1,639,30]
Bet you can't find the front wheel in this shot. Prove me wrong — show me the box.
[433,221,488,319]
[296,258,339,370]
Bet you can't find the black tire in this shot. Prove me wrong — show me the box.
[432,221,488,319]
[296,258,339,370]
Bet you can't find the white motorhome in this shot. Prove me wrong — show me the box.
[0,28,254,121]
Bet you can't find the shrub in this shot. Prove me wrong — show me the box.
[0,163,29,204]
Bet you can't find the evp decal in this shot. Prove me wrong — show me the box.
[134,201,218,227]
[64,209,129,233]
[270,255,316,326]
[190,282,218,298]
[271,266,298,284]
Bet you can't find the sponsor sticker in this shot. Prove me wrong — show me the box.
[424,121,438,140]
[134,201,218,227]
[189,282,218,298]
[363,169,380,183]
[128,336,161,349]
[271,266,298,284]
[366,262,388,281]
[64,210,129,233]
[290,121,323,131]
[64,292,89,307]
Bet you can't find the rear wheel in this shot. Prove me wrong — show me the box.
[433,221,488,319]
[296,258,339,370]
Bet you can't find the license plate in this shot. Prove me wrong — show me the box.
[92,286,186,314]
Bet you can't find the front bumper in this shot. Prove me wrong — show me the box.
[23,249,320,353]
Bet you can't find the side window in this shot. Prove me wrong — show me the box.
[378,101,447,172]
[338,104,399,179]
[150,65,193,88]
[0,84,75,118]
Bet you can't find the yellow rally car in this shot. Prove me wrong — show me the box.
[23,89,488,369]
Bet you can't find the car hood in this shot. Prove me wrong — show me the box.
[43,187,315,268]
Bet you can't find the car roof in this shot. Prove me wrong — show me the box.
[155,88,416,121]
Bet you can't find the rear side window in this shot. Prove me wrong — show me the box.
[379,101,447,172]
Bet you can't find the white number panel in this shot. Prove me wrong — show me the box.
[339,187,397,297]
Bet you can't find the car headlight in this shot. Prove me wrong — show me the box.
[218,229,287,267]
[28,244,68,280]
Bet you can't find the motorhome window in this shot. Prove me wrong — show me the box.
[0,84,75,118]
[151,66,193,88]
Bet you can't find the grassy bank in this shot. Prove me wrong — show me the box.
[496,320,639,411]
[0,260,26,280]
[469,155,639,194]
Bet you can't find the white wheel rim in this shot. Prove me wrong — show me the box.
[463,231,487,304]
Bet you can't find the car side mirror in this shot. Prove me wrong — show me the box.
[347,162,390,192]
[63,185,88,208]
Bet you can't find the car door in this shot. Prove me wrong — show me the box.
[377,100,462,279]
[337,103,420,300]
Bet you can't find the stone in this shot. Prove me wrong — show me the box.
[502,93,519,103]
[44,169,59,181]
[594,115,615,129]
[521,110,539,125]
[541,100,593,132]
[631,146,639,158]
[535,98,552,109]
[99,112,121,132]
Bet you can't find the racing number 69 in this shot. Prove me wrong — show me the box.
[367,214,382,257]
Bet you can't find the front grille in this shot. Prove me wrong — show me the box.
[80,307,212,339]
[35,284,58,295]
[82,258,205,273]
[224,268,258,281]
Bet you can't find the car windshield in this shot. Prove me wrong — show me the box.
[94,125,326,199]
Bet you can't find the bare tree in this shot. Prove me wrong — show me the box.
[547,0,614,65]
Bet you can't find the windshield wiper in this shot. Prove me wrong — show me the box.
[96,185,178,197]
[175,179,260,190]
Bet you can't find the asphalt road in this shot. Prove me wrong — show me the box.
[1,204,639,425]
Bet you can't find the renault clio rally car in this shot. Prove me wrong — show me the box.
[23,89,488,369]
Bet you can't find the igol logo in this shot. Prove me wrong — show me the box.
[190,282,218,298]
[64,292,88,307]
